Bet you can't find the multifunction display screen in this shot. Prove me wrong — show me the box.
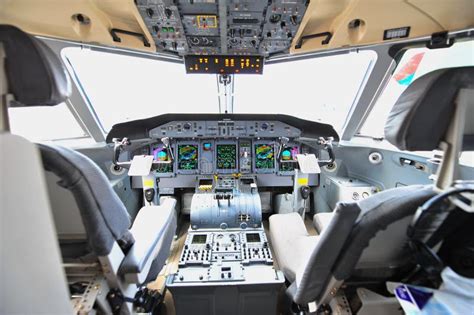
[280,146,299,171]
[255,144,274,169]
[178,144,199,170]
[246,233,261,243]
[216,144,237,169]
[192,234,207,244]
[152,144,173,173]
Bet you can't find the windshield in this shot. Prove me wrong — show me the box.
[64,48,376,132]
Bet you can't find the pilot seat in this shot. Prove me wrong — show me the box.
[270,66,474,312]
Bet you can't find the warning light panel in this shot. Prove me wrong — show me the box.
[184,55,264,74]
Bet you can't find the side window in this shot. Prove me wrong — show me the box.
[8,103,88,142]
[359,40,474,166]
[360,40,474,138]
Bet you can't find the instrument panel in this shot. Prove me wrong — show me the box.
[145,120,304,177]
[150,138,301,177]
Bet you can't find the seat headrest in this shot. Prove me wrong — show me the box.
[384,66,474,151]
[0,25,71,106]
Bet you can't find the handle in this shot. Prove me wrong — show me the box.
[295,32,332,49]
[110,28,151,47]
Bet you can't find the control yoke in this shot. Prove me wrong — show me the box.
[278,136,335,167]
[112,137,132,169]
[317,137,335,167]
[112,137,174,170]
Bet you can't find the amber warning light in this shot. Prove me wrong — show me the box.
[184,55,264,74]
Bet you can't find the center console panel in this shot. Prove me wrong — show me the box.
[167,175,284,315]
[167,228,283,315]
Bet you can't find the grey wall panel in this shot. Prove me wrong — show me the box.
[333,145,433,189]
[314,143,474,214]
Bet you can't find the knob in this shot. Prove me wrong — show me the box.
[164,8,172,19]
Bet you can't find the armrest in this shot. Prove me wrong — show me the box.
[119,198,177,276]
[313,212,334,234]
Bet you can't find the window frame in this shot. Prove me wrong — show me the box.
[30,29,472,144]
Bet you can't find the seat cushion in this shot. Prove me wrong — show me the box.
[269,213,318,283]
[313,212,334,234]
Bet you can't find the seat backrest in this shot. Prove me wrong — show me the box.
[332,185,436,280]
[288,202,361,305]
[289,185,435,305]
[0,25,73,314]
[39,144,134,256]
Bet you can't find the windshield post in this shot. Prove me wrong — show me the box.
[0,43,10,132]
[217,74,234,113]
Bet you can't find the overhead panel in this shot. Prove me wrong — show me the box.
[135,0,309,57]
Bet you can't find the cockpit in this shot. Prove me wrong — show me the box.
[1,1,474,315]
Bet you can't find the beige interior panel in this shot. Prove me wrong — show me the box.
[290,0,474,54]
[0,0,156,52]
[0,0,473,56]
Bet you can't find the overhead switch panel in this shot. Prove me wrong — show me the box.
[136,0,309,57]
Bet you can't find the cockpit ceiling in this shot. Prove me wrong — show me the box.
[0,0,472,57]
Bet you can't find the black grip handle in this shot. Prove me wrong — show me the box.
[295,32,332,49]
[110,28,151,47]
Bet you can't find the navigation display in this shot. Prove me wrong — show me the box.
[216,144,237,169]
[178,144,199,170]
[152,144,173,173]
[280,146,299,171]
[255,144,274,169]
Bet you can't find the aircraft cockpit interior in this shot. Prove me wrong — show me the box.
[1,1,474,314]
